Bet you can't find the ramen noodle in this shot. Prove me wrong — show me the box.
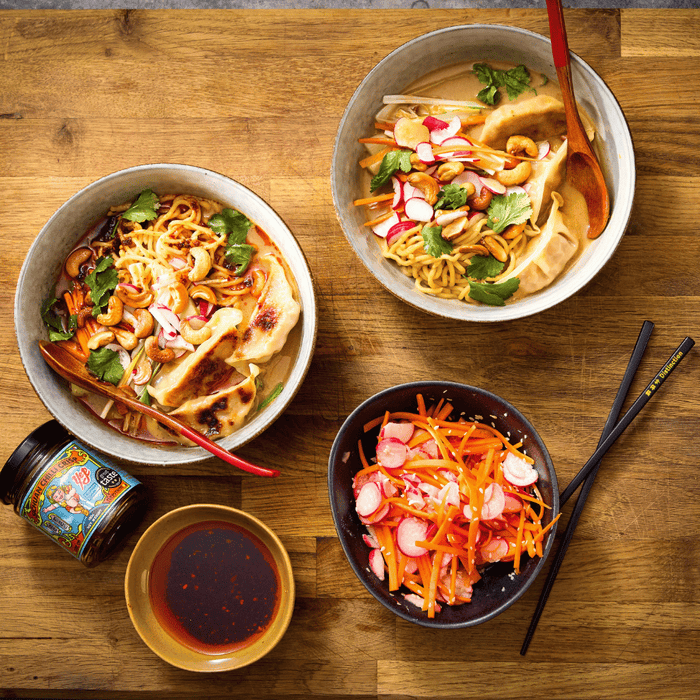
[41,190,300,445]
[355,61,595,307]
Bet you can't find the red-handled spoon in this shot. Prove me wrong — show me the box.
[546,0,610,239]
[39,340,279,478]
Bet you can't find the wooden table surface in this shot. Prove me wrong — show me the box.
[1,8,699,699]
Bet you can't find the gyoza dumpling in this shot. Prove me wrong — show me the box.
[478,95,567,150]
[500,192,578,295]
[526,140,567,226]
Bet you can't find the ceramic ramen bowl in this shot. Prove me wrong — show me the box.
[125,504,295,672]
[328,381,559,628]
[331,24,635,322]
[15,164,317,466]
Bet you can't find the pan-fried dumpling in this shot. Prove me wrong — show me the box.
[145,365,260,443]
[479,95,567,150]
[526,140,568,226]
[147,308,244,408]
[229,252,301,368]
[500,192,578,295]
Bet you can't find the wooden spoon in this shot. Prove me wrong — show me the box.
[39,340,279,478]
[546,0,610,239]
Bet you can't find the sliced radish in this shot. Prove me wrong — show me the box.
[479,177,507,195]
[376,437,408,469]
[386,220,417,246]
[393,117,430,149]
[402,180,422,201]
[538,140,551,159]
[418,482,440,500]
[422,115,450,132]
[481,482,505,520]
[439,136,472,148]
[503,493,523,513]
[371,212,400,238]
[198,300,215,317]
[437,481,460,509]
[405,557,419,575]
[355,481,383,517]
[380,421,415,444]
[452,169,482,191]
[363,532,380,549]
[368,548,385,581]
[415,141,435,164]
[505,185,527,197]
[481,537,509,562]
[391,176,403,209]
[435,209,468,226]
[405,487,425,509]
[502,452,539,487]
[429,115,462,145]
[404,197,434,223]
[396,517,429,557]
[420,439,440,459]
[360,502,391,525]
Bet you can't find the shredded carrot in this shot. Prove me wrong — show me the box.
[351,394,558,617]
[358,137,398,146]
[359,146,392,169]
[374,121,395,131]
[363,211,394,228]
[353,192,395,207]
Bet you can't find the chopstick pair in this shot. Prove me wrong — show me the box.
[520,321,695,655]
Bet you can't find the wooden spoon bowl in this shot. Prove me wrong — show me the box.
[546,0,610,238]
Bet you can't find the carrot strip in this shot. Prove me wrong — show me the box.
[533,512,562,543]
[353,192,395,207]
[427,551,444,618]
[363,211,394,228]
[358,137,398,146]
[63,291,76,316]
[513,507,526,574]
[359,146,392,169]
[416,394,426,416]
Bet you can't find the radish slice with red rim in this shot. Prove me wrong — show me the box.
[502,452,539,486]
[538,140,551,159]
[379,421,415,444]
[396,517,429,558]
[404,197,434,223]
[391,176,403,209]
[422,115,450,132]
[371,212,400,238]
[376,437,408,469]
[480,482,505,520]
[415,141,435,164]
[386,220,417,246]
[355,481,383,517]
[429,115,462,145]
[368,548,385,580]
[481,537,509,562]
[479,177,507,195]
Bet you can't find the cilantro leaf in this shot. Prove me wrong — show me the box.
[41,297,77,341]
[421,226,452,258]
[209,208,256,277]
[468,277,520,306]
[473,63,535,106]
[258,382,284,412]
[209,208,253,244]
[225,243,256,276]
[84,256,118,315]
[370,149,413,191]
[86,347,124,385]
[122,189,159,223]
[486,193,532,234]
[435,183,470,210]
[465,255,505,280]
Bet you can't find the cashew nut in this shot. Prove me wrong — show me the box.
[407,172,440,206]
[65,248,92,278]
[250,269,266,298]
[456,244,489,256]
[179,320,212,345]
[189,284,217,306]
[495,160,532,186]
[506,135,538,158]
[436,162,465,182]
[468,186,493,211]
[502,222,527,240]
[115,285,153,309]
[409,153,428,172]
[480,236,509,263]
[113,327,138,351]
[441,216,468,242]
[144,335,175,364]
[132,308,154,338]
[188,247,212,283]
[162,282,189,315]
[87,330,115,350]
[96,296,124,326]
[132,353,152,385]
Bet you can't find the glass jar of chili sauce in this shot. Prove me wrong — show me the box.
[0,420,147,566]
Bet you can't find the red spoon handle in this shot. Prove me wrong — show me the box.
[546,0,570,69]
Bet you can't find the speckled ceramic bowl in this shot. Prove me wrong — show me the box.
[15,164,317,467]
[125,504,295,672]
[331,24,635,321]
[328,381,559,628]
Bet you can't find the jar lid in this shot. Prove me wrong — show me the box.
[0,420,67,505]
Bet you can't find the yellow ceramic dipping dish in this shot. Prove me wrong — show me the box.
[125,504,295,672]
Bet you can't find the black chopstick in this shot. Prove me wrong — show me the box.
[521,325,695,655]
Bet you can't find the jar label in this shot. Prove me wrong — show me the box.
[18,441,140,560]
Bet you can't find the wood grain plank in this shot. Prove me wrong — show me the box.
[622,9,700,56]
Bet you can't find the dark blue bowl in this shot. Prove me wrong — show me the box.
[328,381,559,628]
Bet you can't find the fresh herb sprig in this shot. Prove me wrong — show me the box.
[209,208,256,276]
[473,63,535,106]
[370,149,413,191]
[84,256,119,316]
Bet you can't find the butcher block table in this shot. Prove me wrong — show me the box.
[1,8,699,699]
